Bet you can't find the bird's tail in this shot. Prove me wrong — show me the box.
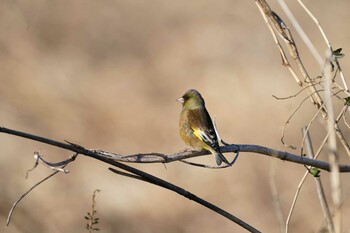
[214,151,231,166]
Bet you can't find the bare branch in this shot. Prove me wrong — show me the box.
[108,167,261,233]
[7,164,68,226]
[1,127,350,173]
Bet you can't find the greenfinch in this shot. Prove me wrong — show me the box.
[177,89,230,166]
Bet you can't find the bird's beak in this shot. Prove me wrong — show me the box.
[176,97,184,103]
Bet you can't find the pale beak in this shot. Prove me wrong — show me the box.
[176,97,184,103]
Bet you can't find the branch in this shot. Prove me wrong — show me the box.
[108,167,260,232]
[0,126,260,232]
[98,145,350,173]
[1,127,350,172]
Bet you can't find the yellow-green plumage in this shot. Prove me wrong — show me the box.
[177,89,230,166]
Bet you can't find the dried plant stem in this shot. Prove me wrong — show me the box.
[303,128,335,233]
[343,106,350,129]
[255,0,301,85]
[86,189,101,232]
[300,102,348,156]
[255,5,347,231]
[258,0,350,157]
[297,0,348,92]
[285,98,347,232]
[285,127,332,233]
[300,101,326,153]
[298,1,350,167]
[255,0,326,117]
[295,0,350,157]
[281,89,324,149]
[269,161,285,233]
[285,171,308,233]
[324,55,342,233]
[278,0,323,65]
[7,166,66,226]
[333,123,350,157]
[273,80,322,100]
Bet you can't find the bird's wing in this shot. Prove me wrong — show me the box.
[189,108,221,152]
[192,127,219,150]
[188,108,230,166]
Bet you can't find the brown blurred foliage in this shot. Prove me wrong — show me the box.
[1,0,350,232]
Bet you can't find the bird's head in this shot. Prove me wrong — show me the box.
[176,89,205,109]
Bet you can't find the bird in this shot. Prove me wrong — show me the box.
[177,89,230,166]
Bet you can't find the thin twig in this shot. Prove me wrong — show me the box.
[300,100,347,156]
[269,161,285,233]
[281,89,325,149]
[179,151,240,169]
[25,152,40,179]
[272,81,322,100]
[32,151,76,173]
[303,128,335,233]
[285,171,308,233]
[343,106,350,129]
[299,101,326,155]
[7,164,68,226]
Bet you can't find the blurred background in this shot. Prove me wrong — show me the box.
[1,0,350,232]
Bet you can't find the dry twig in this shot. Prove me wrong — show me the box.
[303,128,335,233]
[6,152,77,226]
